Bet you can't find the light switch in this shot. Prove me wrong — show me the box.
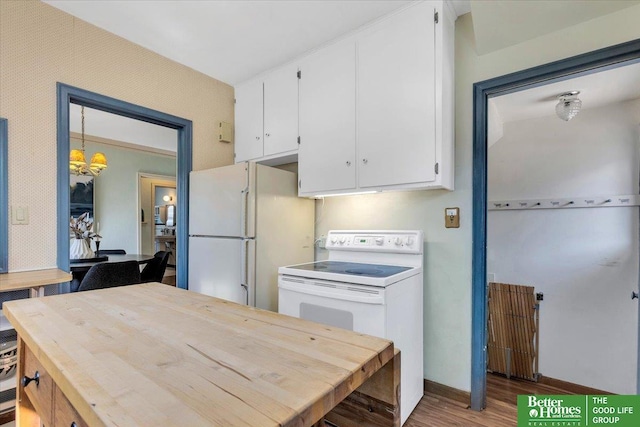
[445,207,459,228]
[12,206,29,225]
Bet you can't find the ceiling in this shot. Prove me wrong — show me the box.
[45,0,434,86]
[47,0,640,149]
[70,104,177,154]
[490,61,640,124]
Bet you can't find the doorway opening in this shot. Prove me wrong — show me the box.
[471,39,640,410]
[138,173,177,270]
[56,83,192,289]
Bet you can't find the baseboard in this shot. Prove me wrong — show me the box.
[424,379,471,405]
[537,375,614,395]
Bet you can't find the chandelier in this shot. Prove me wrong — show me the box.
[69,106,108,176]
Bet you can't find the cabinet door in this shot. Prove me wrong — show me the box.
[357,2,436,188]
[234,79,263,162]
[264,63,299,157]
[299,39,356,195]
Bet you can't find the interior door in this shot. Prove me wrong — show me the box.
[189,163,249,237]
[188,236,247,305]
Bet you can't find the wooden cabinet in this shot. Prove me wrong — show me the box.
[298,39,357,195]
[54,387,89,427]
[0,269,72,420]
[297,0,455,197]
[6,284,400,427]
[234,63,299,164]
[19,341,87,427]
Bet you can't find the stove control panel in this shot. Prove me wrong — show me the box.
[325,230,423,254]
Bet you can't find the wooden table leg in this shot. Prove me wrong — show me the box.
[324,349,401,427]
[28,286,45,298]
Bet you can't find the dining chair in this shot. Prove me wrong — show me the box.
[98,249,126,255]
[76,260,141,292]
[140,251,171,283]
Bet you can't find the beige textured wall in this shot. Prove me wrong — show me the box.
[315,5,640,392]
[0,0,234,271]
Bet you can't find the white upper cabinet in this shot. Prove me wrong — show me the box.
[357,1,437,189]
[234,79,263,163]
[234,64,299,164]
[298,39,357,195]
[298,0,455,197]
[234,0,454,194]
[263,63,299,157]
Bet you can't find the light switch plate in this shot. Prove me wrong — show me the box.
[12,205,29,225]
[445,207,459,228]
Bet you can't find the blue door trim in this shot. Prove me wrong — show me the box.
[471,38,640,411]
[0,118,8,273]
[57,83,192,289]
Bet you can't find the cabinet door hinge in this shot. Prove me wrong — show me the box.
[298,179,301,189]
[234,98,236,104]
[435,162,439,174]
[297,136,301,145]
[297,70,301,79]
[434,11,439,24]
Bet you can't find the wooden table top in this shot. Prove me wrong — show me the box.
[69,253,155,271]
[4,283,395,427]
[0,268,72,292]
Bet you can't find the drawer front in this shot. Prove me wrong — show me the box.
[54,386,88,427]
[22,343,54,426]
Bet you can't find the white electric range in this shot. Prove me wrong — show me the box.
[278,230,424,425]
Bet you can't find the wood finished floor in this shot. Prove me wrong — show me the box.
[404,373,577,427]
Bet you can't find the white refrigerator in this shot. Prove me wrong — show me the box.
[188,162,314,312]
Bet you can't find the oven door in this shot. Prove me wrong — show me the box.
[278,275,386,336]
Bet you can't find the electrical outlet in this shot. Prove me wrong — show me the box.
[445,207,460,228]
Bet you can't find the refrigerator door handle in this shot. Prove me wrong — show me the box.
[241,186,249,237]
[240,238,248,305]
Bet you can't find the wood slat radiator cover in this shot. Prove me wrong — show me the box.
[487,282,539,381]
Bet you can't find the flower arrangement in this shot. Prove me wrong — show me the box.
[69,212,101,240]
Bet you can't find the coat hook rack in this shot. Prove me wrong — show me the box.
[488,195,640,211]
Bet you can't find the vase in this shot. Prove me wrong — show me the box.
[70,238,94,259]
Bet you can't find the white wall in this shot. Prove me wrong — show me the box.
[71,138,176,254]
[155,187,177,207]
[488,100,640,394]
[315,6,640,393]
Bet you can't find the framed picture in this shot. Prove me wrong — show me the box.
[70,175,94,218]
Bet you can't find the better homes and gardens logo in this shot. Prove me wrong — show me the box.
[518,395,640,426]
[521,395,583,425]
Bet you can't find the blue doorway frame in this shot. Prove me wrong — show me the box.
[56,83,192,289]
[471,38,640,411]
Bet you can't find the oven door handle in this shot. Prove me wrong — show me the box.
[279,280,384,305]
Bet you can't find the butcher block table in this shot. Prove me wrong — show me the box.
[4,283,400,427]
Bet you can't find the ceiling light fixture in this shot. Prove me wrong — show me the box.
[555,91,582,121]
[69,106,108,176]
